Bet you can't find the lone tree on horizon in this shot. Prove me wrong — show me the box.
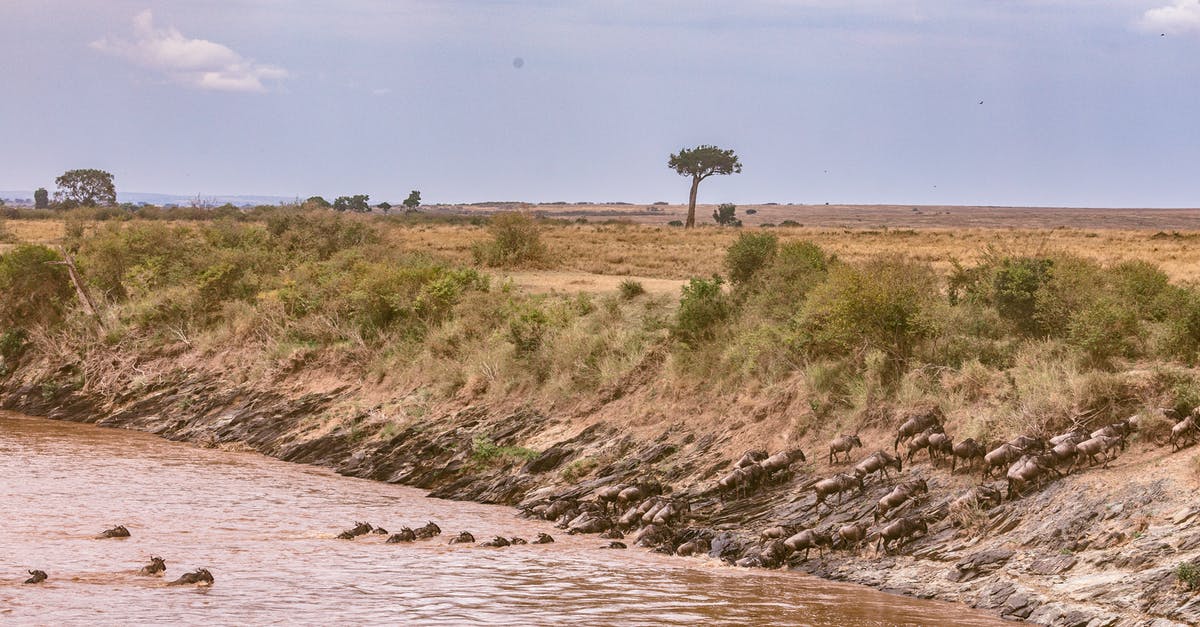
[55,169,116,207]
[668,145,741,228]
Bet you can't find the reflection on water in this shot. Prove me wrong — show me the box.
[0,412,1002,625]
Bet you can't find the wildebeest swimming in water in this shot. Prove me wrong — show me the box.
[168,568,214,586]
[337,521,373,540]
[99,525,131,538]
[386,527,417,543]
[601,541,627,549]
[414,521,442,539]
[138,557,167,576]
[24,570,47,584]
[448,531,475,544]
[533,532,554,544]
[480,536,511,547]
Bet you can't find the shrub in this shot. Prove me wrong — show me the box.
[618,279,646,299]
[472,212,548,267]
[0,215,10,242]
[992,257,1053,334]
[712,203,742,227]
[724,232,777,285]
[471,435,538,466]
[1157,288,1200,363]
[667,220,684,227]
[673,276,729,345]
[796,258,936,362]
[780,220,800,227]
[0,245,75,328]
[1176,561,1200,591]
[266,211,377,261]
[1067,298,1139,364]
[508,303,549,357]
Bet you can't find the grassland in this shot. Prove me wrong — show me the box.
[2,204,1199,456]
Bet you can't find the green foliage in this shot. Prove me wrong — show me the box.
[0,328,28,364]
[333,194,370,213]
[1176,562,1200,591]
[265,211,378,260]
[673,276,729,345]
[471,435,539,466]
[618,279,646,299]
[796,258,936,362]
[508,303,549,357]
[377,202,392,213]
[712,203,742,227]
[667,220,684,227]
[34,188,49,209]
[1067,298,1138,364]
[724,232,777,284]
[0,245,74,328]
[55,169,116,207]
[668,145,742,179]
[303,196,331,210]
[404,190,421,209]
[472,212,548,267]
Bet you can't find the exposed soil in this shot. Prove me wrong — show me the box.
[4,356,1200,626]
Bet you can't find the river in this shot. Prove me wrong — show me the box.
[0,411,1005,625]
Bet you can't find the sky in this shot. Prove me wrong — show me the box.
[1,1,1198,207]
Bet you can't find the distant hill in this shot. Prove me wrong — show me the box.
[0,190,294,206]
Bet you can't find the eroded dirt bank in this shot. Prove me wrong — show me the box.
[4,358,1200,627]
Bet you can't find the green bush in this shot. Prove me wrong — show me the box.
[1067,298,1138,364]
[472,212,548,267]
[724,232,777,285]
[508,303,549,357]
[0,245,75,328]
[266,211,378,261]
[796,258,936,362]
[1176,562,1200,591]
[618,279,646,299]
[673,276,729,345]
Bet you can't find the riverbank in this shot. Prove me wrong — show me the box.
[5,352,1200,626]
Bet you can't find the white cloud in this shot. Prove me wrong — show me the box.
[91,10,288,93]
[1138,0,1200,35]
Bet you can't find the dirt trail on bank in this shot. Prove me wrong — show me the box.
[4,355,1200,626]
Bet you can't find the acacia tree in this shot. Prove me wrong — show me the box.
[54,169,117,207]
[34,188,49,209]
[333,194,370,213]
[404,190,421,209]
[668,145,741,228]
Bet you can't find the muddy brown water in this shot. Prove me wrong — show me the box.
[0,412,1005,625]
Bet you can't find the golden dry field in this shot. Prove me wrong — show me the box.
[5,204,1200,289]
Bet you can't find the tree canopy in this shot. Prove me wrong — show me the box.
[404,190,421,209]
[54,169,117,207]
[333,194,371,213]
[667,145,741,228]
[34,188,49,209]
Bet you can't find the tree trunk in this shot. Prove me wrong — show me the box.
[685,176,701,228]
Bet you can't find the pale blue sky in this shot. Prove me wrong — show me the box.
[1,1,1198,206]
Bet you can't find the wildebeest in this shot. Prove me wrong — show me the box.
[1076,435,1123,468]
[1050,429,1088,447]
[337,521,373,540]
[835,521,871,551]
[761,449,806,475]
[24,570,47,584]
[828,435,863,464]
[1006,453,1060,499]
[876,516,927,554]
[950,485,1003,514]
[509,537,528,545]
[617,482,663,508]
[982,436,1044,479]
[480,536,511,547]
[675,538,710,556]
[927,432,953,463]
[950,438,986,473]
[533,532,555,544]
[905,426,946,462]
[853,450,902,483]
[784,528,832,560]
[875,479,929,522]
[448,531,476,544]
[567,512,611,535]
[387,527,416,543]
[602,541,627,549]
[1091,418,1136,451]
[1170,415,1198,451]
[168,568,214,586]
[813,473,863,512]
[99,525,131,539]
[138,557,166,576]
[717,462,766,499]
[894,409,943,451]
[414,521,442,539]
[736,449,769,468]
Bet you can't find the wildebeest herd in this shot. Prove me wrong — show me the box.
[516,405,1199,570]
[18,525,213,586]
